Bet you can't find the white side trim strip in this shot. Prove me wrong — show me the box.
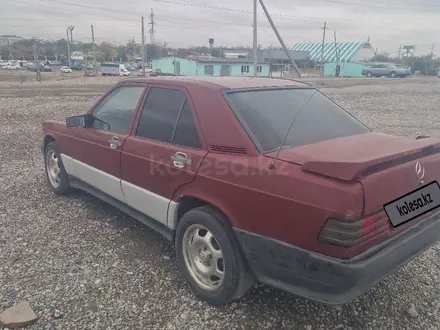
[60,154,77,178]
[60,153,179,229]
[71,158,126,203]
[167,202,179,230]
[121,180,173,226]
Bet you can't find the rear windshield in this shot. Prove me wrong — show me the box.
[225,88,370,153]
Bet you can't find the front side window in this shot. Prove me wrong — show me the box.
[91,86,144,134]
[225,88,370,153]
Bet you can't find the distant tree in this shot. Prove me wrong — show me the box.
[100,41,117,60]
[55,39,68,58]
[372,53,391,62]
[0,46,10,59]
[146,43,159,59]
[116,45,128,61]
[12,44,29,60]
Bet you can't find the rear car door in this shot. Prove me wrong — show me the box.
[67,84,146,201]
[121,85,207,226]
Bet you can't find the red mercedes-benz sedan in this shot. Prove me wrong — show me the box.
[41,76,440,306]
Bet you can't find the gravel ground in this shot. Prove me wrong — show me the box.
[1,77,440,330]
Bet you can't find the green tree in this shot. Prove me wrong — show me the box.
[0,46,10,59]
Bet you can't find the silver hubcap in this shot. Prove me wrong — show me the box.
[182,224,224,291]
[46,150,61,188]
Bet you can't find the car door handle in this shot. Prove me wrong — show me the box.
[108,136,121,149]
[171,152,192,168]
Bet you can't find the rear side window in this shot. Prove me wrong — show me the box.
[136,87,201,148]
[173,100,201,149]
[225,88,370,153]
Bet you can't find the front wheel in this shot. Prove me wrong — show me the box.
[44,141,71,195]
[175,206,255,305]
[366,72,372,78]
[390,71,396,78]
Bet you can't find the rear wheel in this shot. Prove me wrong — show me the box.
[390,71,396,78]
[44,141,71,195]
[175,206,255,305]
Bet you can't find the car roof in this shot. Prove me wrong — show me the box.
[123,76,308,90]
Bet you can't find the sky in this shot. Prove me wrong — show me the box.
[1,0,439,56]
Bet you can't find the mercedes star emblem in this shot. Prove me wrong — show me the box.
[415,161,425,185]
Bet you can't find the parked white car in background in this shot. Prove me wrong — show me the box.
[4,63,20,70]
[60,66,72,73]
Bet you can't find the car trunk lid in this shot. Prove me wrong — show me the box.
[265,132,440,215]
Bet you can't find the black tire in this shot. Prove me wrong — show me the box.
[366,72,372,78]
[390,71,396,78]
[175,206,255,305]
[44,141,71,195]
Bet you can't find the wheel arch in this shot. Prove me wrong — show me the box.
[43,134,56,149]
[172,195,234,232]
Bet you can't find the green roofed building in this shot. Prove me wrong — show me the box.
[291,41,375,77]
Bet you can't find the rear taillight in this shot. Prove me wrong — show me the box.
[318,212,389,248]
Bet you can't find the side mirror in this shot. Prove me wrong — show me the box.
[66,114,91,128]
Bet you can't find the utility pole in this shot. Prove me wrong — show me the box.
[253,0,258,77]
[91,25,97,73]
[149,9,156,44]
[320,21,327,78]
[141,16,146,76]
[32,38,42,82]
[333,29,339,77]
[430,43,435,57]
[66,28,71,68]
[132,37,136,60]
[258,0,301,78]
[373,48,378,62]
[68,25,74,50]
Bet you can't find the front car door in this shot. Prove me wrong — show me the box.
[121,85,207,227]
[63,83,146,202]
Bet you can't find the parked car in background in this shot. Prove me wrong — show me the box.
[0,61,11,67]
[71,64,84,71]
[100,63,130,76]
[42,65,52,72]
[362,64,411,78]
[4,63,21,70]
[61,66,72,73]
[84,69,96,77]
[42,76,440,306]
[27,64,37,72]
[124,64,136,71]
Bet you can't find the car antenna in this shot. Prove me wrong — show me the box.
[268,89,319,170]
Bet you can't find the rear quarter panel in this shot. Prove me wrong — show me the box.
[172,154,364,255]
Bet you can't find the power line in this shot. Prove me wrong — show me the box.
[271,0,440,12]
[6,0,437,28]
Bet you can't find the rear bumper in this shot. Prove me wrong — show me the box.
[234,210,440,305]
